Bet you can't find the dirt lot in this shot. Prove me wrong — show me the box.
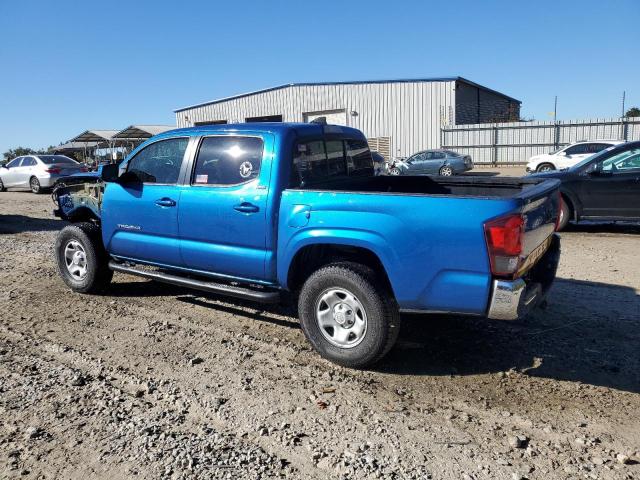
[1,191,639,480]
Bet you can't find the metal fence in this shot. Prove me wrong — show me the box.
[441,117,640,165]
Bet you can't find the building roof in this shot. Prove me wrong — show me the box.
[69,130,121,143]
[113,125,174,140]
[174,77,521,113]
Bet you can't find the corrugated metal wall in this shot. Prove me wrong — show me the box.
[175,81,458,158]
[442,118,640,165]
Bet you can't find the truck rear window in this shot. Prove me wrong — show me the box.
[291,138,374,188]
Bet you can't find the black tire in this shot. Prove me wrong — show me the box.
[0,177,5,192]
[536,163,555,173]
[298,262,400,368]
[55,222,113,293]
[30,176,42,194]
[439,165,453,176]
[557,196,572,231]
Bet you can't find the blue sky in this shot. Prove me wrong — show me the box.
[0,0,638,153]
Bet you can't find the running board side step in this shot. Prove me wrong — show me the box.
[108,261,280,304]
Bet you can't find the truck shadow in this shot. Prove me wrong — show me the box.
[0,214,66,234]
[379,278,640,393]
[107,276,639,393]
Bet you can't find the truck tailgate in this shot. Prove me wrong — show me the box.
[515,179,561,276]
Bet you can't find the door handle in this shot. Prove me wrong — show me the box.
[155,198,176,207]
[234,202,259,213]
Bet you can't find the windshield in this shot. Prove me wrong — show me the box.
[38,155,78,165]
[569,145,619,171]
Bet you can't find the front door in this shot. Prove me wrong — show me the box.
[581,148,640,218]
[1,157,24,187]
[178,134,273,281]
[101,137,190,267]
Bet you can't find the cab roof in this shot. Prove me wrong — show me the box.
[155,122,365,139]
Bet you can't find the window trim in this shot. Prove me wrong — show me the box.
[124,136,191,186]
[189,134,265,188]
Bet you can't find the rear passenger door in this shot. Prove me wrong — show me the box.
[178,134,273,281]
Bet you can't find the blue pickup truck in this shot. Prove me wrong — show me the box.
[52,123,561,367]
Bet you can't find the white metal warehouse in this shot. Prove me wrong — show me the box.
[174,77,520,159]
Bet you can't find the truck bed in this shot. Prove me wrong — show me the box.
[293,174,554,199]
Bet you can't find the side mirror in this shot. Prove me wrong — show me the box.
[116,170,143,185]
[100,163,120,182]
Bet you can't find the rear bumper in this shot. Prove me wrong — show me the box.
[487,234,560,320]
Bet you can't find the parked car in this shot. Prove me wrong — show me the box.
[530,140,640,230]
[387,150,473,176]
[526,140,623,173]
[52,123,561,367]
[0,154,86,193]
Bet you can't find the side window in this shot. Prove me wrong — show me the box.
[127,138,189,184]
[587,143,608,154]
[345,139,374,176]
[193,136,263,186]
[7,157,22,167]
[326,140,347,177]
[602,149,640,173]
[23,157,37,166]
[565,144,587,155]
[431,152,446,160]
[291,140,327,187]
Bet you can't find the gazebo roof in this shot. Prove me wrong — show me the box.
[113,125,174,140]
[69,130,120,143]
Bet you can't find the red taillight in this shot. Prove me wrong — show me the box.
[46,167,61,174]
[484,214,524,276]
[555,192,563,231]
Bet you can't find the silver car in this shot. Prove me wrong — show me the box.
[387,149,473,176]
[0,155,85,193]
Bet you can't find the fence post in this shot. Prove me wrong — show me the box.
[553,121,560,151]
[621,117,628,141]
[492,125,498,167]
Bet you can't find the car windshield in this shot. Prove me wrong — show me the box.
[569,145,619,171]
[549,147,563,154]
[38,155,78,165]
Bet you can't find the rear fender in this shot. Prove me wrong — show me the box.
[278,228,397,292]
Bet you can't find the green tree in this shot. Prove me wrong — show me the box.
[625,107,640,117]
[3,147,36,160]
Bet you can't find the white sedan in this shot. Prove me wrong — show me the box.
[526,140,623,173]
[0,155,86,193]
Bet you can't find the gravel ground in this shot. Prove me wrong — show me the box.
[0,191,639,480]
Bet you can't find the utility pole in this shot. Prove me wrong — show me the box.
[553,96,558,122]
[621,91,626,118]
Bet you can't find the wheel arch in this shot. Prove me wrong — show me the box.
[285,242,394,297]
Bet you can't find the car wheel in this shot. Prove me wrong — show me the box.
[556,196,572,231]
[536,163,555,173]
[30,176,42,194]
[298,262,400,368]
[439,165,453,176]
[0,178,5,192]
[55,222,113,294]
[388,167,401,176]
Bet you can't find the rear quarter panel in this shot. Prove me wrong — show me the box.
[278,190,520,314]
